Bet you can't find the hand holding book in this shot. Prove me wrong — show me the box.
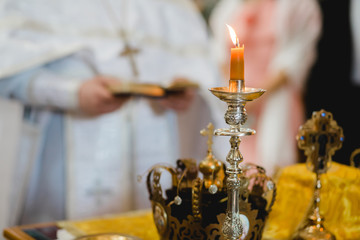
[78,76,130,116]
[157,78,197,112]
[107,77,199,112]
[107,78,199,98]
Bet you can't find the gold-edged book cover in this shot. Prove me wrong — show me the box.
[108,81,199,98]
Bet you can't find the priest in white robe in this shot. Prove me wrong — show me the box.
[0,0,225,230]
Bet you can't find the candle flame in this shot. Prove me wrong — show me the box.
[226,24,239,47]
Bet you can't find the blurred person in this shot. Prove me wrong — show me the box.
[304,0,360,165]
[209,0,322,176]
[0,0,223,230]
[193,0,219,26]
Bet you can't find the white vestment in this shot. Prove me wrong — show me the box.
[0,0,225,229]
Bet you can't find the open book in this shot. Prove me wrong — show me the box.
[108,81,199,98]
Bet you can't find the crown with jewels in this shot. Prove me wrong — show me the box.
[145,123,276,240]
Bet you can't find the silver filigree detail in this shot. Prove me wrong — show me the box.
[222,212,243,239]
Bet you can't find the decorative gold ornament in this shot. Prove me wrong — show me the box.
[199,123,224,192]
[146,139,276,240]
[292,109,344,240]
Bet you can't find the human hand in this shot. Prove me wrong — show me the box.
[158,78,196,112]
[78,76,129,116]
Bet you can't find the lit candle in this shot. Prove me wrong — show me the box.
[230,45,244,80]
[226,24,244,92]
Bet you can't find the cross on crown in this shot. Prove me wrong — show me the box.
[200,122,215,155]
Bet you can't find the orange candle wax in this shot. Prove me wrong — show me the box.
[230,44,244,80]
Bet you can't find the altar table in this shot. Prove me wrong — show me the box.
[3,209,159,240]
[3,163,360,240]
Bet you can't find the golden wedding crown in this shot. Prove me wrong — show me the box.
[145,123,276,240]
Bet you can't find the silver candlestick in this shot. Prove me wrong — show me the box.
[210,79,265,240]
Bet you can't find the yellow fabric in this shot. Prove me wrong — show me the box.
[58,209,159,240]
[58,163,360,240]
[263,162,360,240]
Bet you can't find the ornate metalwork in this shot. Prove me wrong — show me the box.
[146,158,276,240]
[192,178,203,222]
[146,77,274,240]
[199,123,224,191]
[292,109,344,240]
[209,79,266,240]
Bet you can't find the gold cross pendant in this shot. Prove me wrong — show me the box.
[120,43,141,77]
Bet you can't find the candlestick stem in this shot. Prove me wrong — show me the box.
[209,85,265,240]
[222,136,244,239]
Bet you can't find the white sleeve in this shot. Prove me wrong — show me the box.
[27,69,83,110]
[0,52,94,111]
[269,0,322,91]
